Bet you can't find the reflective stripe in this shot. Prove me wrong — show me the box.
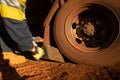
[0,0,26,12]
[1,0,21,9]
[18,0,27,8]
[0,4,25,21]
[0,0,26,21]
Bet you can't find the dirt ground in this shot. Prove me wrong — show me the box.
[0,37,120,80]
[0,0,120,79]
[0,58,120,80]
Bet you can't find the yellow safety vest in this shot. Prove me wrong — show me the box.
[0,0,27,21]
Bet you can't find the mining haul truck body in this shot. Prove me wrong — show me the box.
[2,0,120,66]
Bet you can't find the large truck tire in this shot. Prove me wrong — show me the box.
[54,0,120,66]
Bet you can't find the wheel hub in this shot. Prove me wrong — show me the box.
[83,22,95,36]
[65,3,119,52]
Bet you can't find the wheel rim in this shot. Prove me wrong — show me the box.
[65,3,119,53]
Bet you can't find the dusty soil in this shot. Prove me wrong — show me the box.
[0,37,120,80]
[0,59,120,80]
[0,0,120,79]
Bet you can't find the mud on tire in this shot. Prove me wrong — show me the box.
[54,0,120,66]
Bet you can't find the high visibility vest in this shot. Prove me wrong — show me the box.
[0,0,27,21]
